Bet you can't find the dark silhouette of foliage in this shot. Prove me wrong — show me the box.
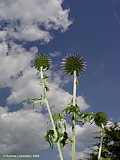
[89,122,120,160]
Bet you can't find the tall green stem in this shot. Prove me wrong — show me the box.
[72,70,77,160]
[40,67,64,160]
[98,124,104,160]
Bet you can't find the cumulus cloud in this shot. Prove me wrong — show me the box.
[0,106,49,154]
[64,124,99,160]
[0,106,99,157]
[0,0,72,42]
[7,69,89,112]
[0,42,89,112]
[0,30,7,40]
[7,68,43,104]
[0,41,90,158]
[48,83,89,113]
[0,0,79,158]
[0,46,34,87]
[5,61,89,112]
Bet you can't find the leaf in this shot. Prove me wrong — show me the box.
[64,103,95,124]
[60,132,69,147]
[63,103,80,119]
[53,113,64,122]
[78,112,95,123]
[45,130,55,149]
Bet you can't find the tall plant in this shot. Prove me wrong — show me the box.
[61,54,86,160]
[34,54,64,160]
[94,112,108,160]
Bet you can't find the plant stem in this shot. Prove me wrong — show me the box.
[98,124,104,160]
[72,70,77,160]
[40,67,64,160]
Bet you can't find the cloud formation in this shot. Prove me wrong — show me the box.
[0,1,92,157]
[0,106,48,154]
[64,124,99,160]
[0,44,34,86]
[0,42,90,156]
[0,0,72,42]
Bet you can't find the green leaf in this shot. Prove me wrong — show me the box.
[63,104,80,117]
[53,113,64,122]
[78,112,95,124]
[59,132,69,147]
[45,130,55,149]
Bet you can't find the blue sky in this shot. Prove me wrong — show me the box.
[33,0,120,121]
[0,0,120,159]
[0,0,120,119]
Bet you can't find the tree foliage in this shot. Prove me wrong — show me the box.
[89,122,120,160]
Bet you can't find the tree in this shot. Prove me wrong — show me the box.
[89,122,120,160]
[102,122,120,159]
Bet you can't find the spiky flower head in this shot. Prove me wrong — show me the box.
[34,54,51,71]
[94,112,108,127]
[61,54,86,76]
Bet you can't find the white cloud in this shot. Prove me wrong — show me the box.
[0,45,34,86]
[64,123,99,160]
[12,25,52,42]
[0,106,49,154]
[0,42,89,112]
[0,42,90,157]
[0,0,72,42]
[7,68,43,104]
[0,106,98,158]
[7,73,89,112]
[0,41,8,54]
[48,83,89,113]
[0,30,7,40]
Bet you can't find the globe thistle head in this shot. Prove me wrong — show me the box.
[61,54,86,76]
[94,112,108,127]
[34,54,51,71]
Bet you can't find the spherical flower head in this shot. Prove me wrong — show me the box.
[61,54,86,76]
[34,54,51,71]
[94,112,108,127]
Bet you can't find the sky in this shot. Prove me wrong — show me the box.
[39,0,120,121]
[0,0,120,160]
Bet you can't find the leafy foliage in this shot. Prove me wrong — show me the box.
[102,123,120,159]
[63,103,95,124]
[45,129,55,149]
[61,54,86,76]
[45,113,70,148]
[90,122,120,160]
[63,103,80,121]
[78,112,95,124]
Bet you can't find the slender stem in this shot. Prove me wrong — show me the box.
[40,67,64,160]
[72,70,77,160]
[98,124,104,160]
